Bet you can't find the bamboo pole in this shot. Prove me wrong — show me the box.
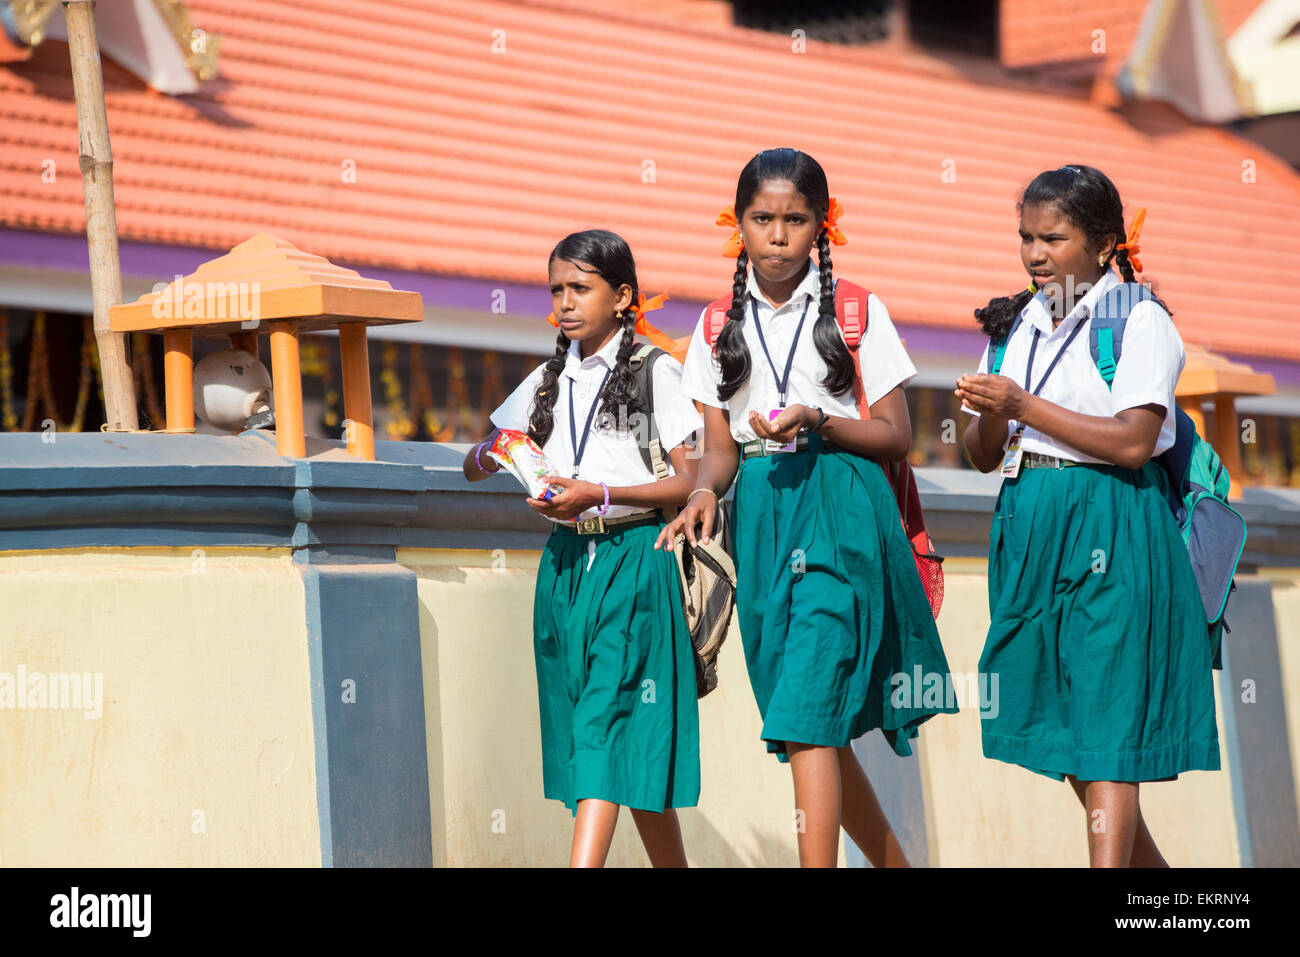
[64,0,138,431]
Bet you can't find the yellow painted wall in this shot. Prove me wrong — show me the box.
[398,547,814,868]
[2,541,1291,867]
[919,567,1240,867]
[0,547,321,866]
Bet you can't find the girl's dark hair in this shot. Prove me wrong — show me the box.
[528,229,642,447]
[974,164,1170,342]
[715,148,855,402]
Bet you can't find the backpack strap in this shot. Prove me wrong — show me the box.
[1089,282,1153,389]
[703,296,732,349]
[987,313,1024,376]
[833,278,871,349]
[627,343,677,521]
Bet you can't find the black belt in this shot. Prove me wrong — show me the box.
[551,510,664,536]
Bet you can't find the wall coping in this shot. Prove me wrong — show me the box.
[0,432,1296,565]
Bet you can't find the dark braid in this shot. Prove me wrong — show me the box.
[812,229,855,396]
[716,249,752,402]
[974,287,1034,342]
[598,309,641,427]
[527,329,572,447]
[1114,245,1136,283]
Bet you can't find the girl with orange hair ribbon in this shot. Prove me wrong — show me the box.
[959,164,1218,868]
[463,228,704,868]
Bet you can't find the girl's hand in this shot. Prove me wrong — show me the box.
[955,374,1028,420]
[748,404,810,445]
[525,475,603,521]
[654,489,717,550]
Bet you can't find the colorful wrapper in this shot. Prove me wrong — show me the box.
[487,429,563,500]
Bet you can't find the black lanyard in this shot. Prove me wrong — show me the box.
[1023,319,1087,397]
[567,368,612,478]
[750,297,810,407]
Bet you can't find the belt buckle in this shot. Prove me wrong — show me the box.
[576,516,606,535]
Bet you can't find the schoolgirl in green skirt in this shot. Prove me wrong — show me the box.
[464,229,703,868]
[661,149,957,868]
[958,165,1220,867]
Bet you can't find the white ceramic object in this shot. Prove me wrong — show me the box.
[193,349,273,432]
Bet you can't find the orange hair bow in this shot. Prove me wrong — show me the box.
[1116,207,1146,273]
[544,293,673,344]
[631,292,680,354]
[717,205,743,258]
[823,196,847,246]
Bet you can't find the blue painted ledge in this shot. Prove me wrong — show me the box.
[1,430,1298,563]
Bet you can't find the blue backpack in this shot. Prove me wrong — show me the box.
[988,283,1246,666]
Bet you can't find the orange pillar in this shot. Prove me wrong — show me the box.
[338,323,375,460]
[268,320,306,457]
[1214,395,1242,498]
[1177,396,1205,436]
[162,330,194,431]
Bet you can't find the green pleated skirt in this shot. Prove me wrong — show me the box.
[733,435,958,763]
[532,518,700,814]
[980,461,1221,782]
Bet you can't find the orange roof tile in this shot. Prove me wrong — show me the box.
[1000,0,1150,69]
[1,0,1298,362]
[999,0,1264,69]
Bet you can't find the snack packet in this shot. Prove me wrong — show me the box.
[487,429,564,500]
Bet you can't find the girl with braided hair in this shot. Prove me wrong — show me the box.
[463,229,703,867]
[958,165,1220,866]
[659,148,957,867]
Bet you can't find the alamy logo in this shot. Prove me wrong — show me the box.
[49,887,151,937]
[890,667,1000,718]
[0,665,103,719]
[150,275,261,325]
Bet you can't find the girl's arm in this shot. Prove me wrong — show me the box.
[654,404,738,549]
[957,373,1164,469]
[961,411,1012,473]
[748,387,911,461]
[463,429,503,481]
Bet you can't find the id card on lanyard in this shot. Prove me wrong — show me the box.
[752,297,811,453]
[1001,318,1088,478]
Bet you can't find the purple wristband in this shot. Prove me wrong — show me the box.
[597,482,610,515]
[475,440,494,474]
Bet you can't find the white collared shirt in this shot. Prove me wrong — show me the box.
[961,269,1184,463]
[490,333,703,522]
[679,258,917,444]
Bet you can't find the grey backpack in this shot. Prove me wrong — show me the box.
[628,343,737,697]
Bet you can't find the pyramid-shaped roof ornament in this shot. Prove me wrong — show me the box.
[112,233,423,336]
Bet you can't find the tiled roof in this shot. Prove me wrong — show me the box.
[1,0,1297,361]
[999,0,1263,69]
[1000,0,1150,68]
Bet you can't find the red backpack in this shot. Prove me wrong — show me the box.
[703,279,944,619]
